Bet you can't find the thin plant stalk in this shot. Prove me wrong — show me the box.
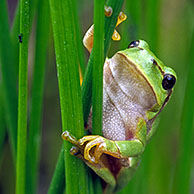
[49,0,87,193]
[26,0,50,193]
[72,0,86,77]
[0,84,6,159]
[92,0,104,135]
[91,1,105,193]
[16,0,30,193]
[48,146,65,194]
[0,0,18,159]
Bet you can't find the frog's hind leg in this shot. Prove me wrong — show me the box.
[83,25,94,53]
[70,147,116,193]
[114,156,140,193]
[83,9,127,53]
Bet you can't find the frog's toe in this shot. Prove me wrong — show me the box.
[94,143,106,162]
[70,146,81,156]
[84,137,104,163]
[78,135,100,146]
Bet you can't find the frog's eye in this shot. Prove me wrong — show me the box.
[128,40,139,48]
[162,74,176,90]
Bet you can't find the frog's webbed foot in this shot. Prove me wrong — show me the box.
[80,136,122,164]
[62,131,121,164]
[83,8,127,53]
[112,11,127,41]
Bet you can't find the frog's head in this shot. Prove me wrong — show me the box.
[113,40,177,116]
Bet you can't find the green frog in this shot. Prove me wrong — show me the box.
[62,12,177,194]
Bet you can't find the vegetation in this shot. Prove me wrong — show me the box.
[0,0,194,193]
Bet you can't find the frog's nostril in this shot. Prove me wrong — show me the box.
[128,40,140,48]
[162,74,176,90]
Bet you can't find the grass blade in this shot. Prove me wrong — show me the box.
[0,84,6,159]
[49,0,87,193]
[91,1,105,193]
[174,26,194,194]
[0,0,18,159]
[48,146,65,194]
[16,0,30,193]
[11,0,39,67]
[92,0,104,135]
[26,0,50,193]
[72,0,86,77]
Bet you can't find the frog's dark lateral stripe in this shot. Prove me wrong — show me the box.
[117,52,157,103]
[151,58,165,76]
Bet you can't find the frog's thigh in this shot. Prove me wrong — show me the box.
[86,160,116,191]
[70,146,116,190]
[115,156,140,193]
[83,25,93,53]
[103,92,126,141]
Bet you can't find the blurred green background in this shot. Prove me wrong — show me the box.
[0,0,194,193]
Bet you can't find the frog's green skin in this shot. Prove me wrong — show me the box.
[62,26,177,193]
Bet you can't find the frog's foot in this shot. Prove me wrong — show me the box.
[62,132,129,165]
[78,136,122,164]
[83,9,127,52]
[112,11,127,41]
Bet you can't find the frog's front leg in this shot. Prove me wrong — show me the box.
[62,131,144,164]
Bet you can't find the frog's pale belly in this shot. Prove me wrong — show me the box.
[102,55,157,141]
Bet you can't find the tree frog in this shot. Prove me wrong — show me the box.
[62,12,177,194]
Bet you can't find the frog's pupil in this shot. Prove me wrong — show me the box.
[128,40,139,48]
[162,74,176,90]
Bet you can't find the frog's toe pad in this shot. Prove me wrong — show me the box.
[70,146,81,156]
[84,137,105,163]
[61,131,69,140]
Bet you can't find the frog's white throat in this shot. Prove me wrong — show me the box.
[106,53,157,111]
[102,53,158,141]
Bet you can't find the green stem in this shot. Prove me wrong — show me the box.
[49,0,87,193]
[91,1,105,192]
[92,0,104,135]
[72,0,86,77]
[48,146,65,194]
[26,0,50,193]
[0,0,18,159]
[16,0,30,193]
[0,83,6,160]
